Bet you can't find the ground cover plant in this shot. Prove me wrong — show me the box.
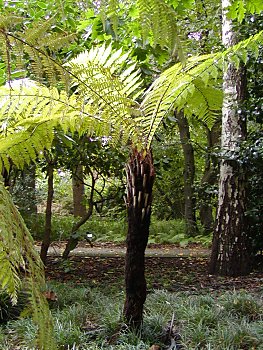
[0,255,262,349]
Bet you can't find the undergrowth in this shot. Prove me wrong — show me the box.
[25,214,212,247]
[0,284,262,349]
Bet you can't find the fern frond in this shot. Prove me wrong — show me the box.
[0,81,106,172]
[141,30,263,147]
[0,182,56,350]
[99,0,119,35]
[136,0,183,57]
[228,0,263,22]
[0,43,144,170]
[0,16,75,89]
[66,44,144,145]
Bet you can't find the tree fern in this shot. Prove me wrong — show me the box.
[0,181,56,350]
[0,45,144,172]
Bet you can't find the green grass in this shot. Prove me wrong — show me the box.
[26,213,212,246]
[0,284,262,349]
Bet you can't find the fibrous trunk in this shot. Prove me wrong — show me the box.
[209,0,250,276]
[123,148,155,328]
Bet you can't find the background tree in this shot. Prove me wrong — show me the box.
[209,0,254,276]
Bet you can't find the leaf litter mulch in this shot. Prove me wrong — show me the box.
[44,243,263,295]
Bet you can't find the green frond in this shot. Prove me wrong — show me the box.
[136,0,183,58]
[0,81,104,171]
[99,0,119,35]
[0,181,56,350]
[66,44,144,144]
[0,42,145,170]
[228,0,263,22]
[0,17,75,88]
[0,14,23,29]
[141,30,263,147]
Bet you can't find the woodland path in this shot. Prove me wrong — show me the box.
[42,242,263,294]
[35,242,210,258]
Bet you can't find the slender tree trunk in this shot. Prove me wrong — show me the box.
[40,159,54,264]
[123,148,155,328]
[62,171,95,259]
[209,0,250,276]
[176,111,197,236]
[2,168,11,188]
[199,124,220,234]
[72,164,87,217]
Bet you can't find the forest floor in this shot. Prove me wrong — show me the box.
[43,242,263,295]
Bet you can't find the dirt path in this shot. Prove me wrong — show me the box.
[35,242,210,258]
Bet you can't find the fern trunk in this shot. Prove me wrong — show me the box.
[209,0,250,276]
[123,148,155,328]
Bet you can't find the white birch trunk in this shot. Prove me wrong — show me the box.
[209,0,250,276]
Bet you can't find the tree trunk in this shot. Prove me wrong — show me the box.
[209,0,250,276]
[72,164,87,217]
[176,111,197,236]
[199,123,220,234]
[2,167,11,188]
[40,159,54,264]
[123,148,155,328]
[62,171,95,259]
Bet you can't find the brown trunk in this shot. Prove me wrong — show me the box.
[62,171,95,259]
[2,168,11,188]
[199,124,220,234]
[40,159,54,264]
[176,111,197,236]
[123,148,155,328]
[20,163,37,216]
[72,164,87,217]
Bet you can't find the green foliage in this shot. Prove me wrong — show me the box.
[0,44,144,172]
[0,14,75,86]
[228,0,263,23]
[141,29,263,147]
[0,30,262,173]
[2,284,262,349]
[27,213,211,246]
[66,44,143,144]
[0,181,56,349]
